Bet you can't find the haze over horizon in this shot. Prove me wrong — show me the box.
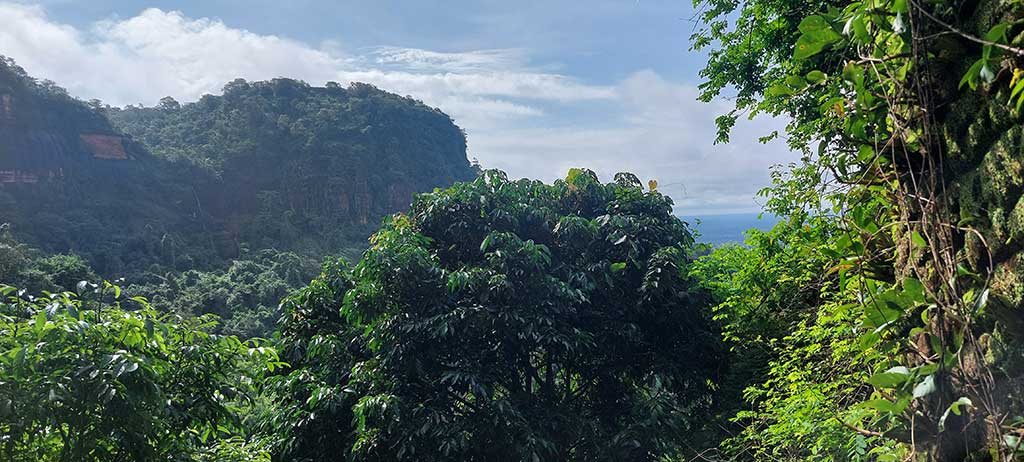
[0,0,800,215]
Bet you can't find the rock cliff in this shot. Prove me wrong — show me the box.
[0,57,476,275]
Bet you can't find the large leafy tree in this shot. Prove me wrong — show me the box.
[282,169,722,461]
[261,257,361,462]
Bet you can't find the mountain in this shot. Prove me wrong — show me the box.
[0,56,202,275]
[0,57,476,276]
[106,78,476,263]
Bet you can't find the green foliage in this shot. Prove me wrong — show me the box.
[267,170,722,461]
[0,225,98,293]
[260,257,360,462]
[0,282,282,462]
[129,249,320,338]
[694,0,1024,456]
[105,78,475,264]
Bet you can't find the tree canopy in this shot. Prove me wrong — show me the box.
[269,169,723,461]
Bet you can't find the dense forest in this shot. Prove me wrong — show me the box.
[0,55,474,336]
[3,0,1024,458]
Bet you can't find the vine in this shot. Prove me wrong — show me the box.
[780,0,1023,458]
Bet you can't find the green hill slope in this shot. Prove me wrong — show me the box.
[0,57,476,277]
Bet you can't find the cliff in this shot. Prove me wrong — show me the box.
[0,57,203,275]
[0,58,476,275]
[106,78,475,260]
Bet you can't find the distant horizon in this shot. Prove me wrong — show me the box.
[679,211,779,246]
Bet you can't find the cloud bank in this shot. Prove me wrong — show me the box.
[0,2,797,214]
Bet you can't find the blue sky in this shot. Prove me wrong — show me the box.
[0,0,798,214]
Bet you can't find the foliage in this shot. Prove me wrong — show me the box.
[260,257,361,462]
[1,225,98,293]
[693,170,904,461]
[266,169,722,461]
[0,282,282,462]
[105,78,475,264]
[128,249,320,338]
[694,0,1024,457]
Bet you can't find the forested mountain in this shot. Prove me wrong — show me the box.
[0,56,475,336]
[0,56,475,277]
[106,78,475,259]
[0,56,198,276]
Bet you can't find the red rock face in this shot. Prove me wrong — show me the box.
[80,134,129,160]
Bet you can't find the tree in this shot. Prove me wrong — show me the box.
[0,282,282,462]
[274,169,723,461]
[158,96,180,110]
[261,257,361,462]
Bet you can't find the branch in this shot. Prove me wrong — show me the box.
[911,0,1024,57]
[835,415,885,437]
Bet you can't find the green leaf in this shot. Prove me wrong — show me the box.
[986,23,1010,42]
[798,15,833,35]
[864,302,903,330]
[767,84,795,96]
[793,17,842,60]
[12,347,25,366]
[972,288,989,313]
[868,366,911,388]
[858,398,899,413]
[960,60,984,90]
[911,231,927,248]
[786,75,808,90]
[33,310,47,336]
[806,70,827,84]
[1004,434,1021,452]
[794,35,831,60]
[843,62,865,87]
[939,397,973,432]
[903,277,926,303]
[611,262,627,273]
[851,16,870,41]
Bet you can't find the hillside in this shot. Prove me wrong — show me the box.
[0,56,204,275]
[107,79,475,258]
[0,57,476,276]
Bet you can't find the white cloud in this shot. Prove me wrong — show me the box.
[0,3,798,215]
[470,71,797,215]
[366,47,528,72]
[0,4,611,118]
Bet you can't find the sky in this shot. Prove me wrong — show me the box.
[0,0,799,215]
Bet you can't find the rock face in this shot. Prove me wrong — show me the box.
[0,58,199,275]
[936,0,1024,343]
[0,58,476,274]
[107,78,476,261]
[80,134,130,160]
